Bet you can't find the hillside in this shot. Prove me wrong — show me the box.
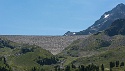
[61,19,125,57]
[0,35,87,55]
[63,45,125,71]
[57,19,125,71]
[0,37,58,71]
[59,34,109,57]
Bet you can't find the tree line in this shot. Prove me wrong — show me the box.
[54,61,124,71]
[36,56,59,66]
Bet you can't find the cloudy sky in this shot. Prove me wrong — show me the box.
[0,0,125,35]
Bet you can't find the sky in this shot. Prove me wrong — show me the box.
[0,0,125,35]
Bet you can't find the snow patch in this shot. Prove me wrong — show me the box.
[104,14,110,18]
[73,33,76,35]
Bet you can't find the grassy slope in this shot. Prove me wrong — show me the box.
[8,48,53,71]
[58,33,125,71]
[71,46,125,71]
[0,38,55,71]
[59,33,111,57]
[1,32,125,71]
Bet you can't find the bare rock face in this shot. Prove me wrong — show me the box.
[0,35,88,55]
[104,19,125,36]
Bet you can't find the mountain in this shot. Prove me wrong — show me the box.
[58,19,125,70]
[64,31,76,36]
[65,3,125,35]
[1,18,125,71]
[60,19,125,57]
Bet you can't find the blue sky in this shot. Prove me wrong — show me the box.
[0,0,125,35]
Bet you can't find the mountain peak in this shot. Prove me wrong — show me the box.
[117,3,125,7]
[113,3,125,11]
[64,3,125,36]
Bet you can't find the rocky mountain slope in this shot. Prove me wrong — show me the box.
[0,35,88,55]
[104,19,125,36]
[58,19,125,71]
[65,3,125,35]
[61,19,125,57]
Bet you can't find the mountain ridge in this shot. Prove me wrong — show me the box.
[61,18,125,57]
[57,19,125,70]
[64,3,125,36]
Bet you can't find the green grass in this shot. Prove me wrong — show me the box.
[1,33,125,71]
[63,56,78,66]
[69,46,125,71]
[8,47,54,71]
[58,34,125,71]
[0,38,56,71]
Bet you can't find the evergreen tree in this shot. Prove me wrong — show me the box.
[79,65,85,71]
[116,61,119,67]
[65,66,70,71]
[110,62,115,68]
[36,57,58,65]
[101,64,104,71]
[96,66,99,71]
[110,62,115,71]
[31,67,36,71]
[54,65,60,71]
[120,62,124,67]
[81,65,85,71]
[71,63,76,69]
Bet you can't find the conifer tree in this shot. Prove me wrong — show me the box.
[65,66,70,71]
[120,62,124,67]
[116,61,119,67]
[101,64,104,71]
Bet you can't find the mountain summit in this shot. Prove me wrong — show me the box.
[64,3,125,36]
